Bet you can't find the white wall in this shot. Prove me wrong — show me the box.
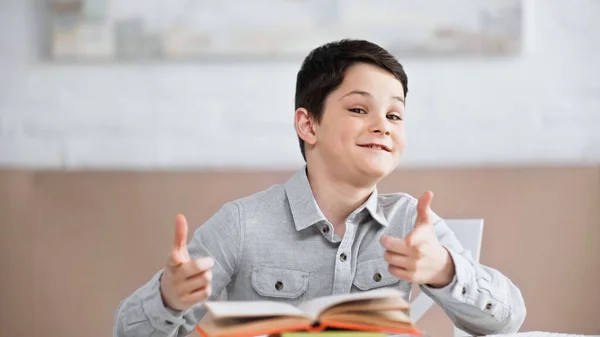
[1,0,599,170]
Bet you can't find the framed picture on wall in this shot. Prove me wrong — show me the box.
[46,0,524,62]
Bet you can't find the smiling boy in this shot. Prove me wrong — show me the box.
[114,39,526,337]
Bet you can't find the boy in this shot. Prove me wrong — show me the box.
[114,39,526,337]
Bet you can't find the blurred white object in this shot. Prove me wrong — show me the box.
[410,218,484,337]
[490,333,595,337]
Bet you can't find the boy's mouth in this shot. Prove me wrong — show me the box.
[358,143,391,152]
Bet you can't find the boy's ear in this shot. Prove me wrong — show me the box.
[294,108,317,145]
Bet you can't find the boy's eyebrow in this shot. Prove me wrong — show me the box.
[340,90,405,103]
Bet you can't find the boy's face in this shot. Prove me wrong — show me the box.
[301,62,406,182]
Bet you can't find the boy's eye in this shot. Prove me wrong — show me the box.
[387,114,403,121]
[349,108,367,114]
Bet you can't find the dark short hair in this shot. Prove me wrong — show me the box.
[295,39,408,161]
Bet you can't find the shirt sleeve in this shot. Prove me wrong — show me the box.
[417,210,527,336]
[113,201,243,337]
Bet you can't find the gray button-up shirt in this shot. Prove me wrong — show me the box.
[114,168,526,337]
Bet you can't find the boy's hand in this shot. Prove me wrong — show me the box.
[380,191,455,288]
[159,214,214,311]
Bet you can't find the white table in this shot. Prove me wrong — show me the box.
[394,332,599,337]
[483,333,599,337]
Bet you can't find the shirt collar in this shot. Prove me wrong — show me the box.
[283,167,388,231]
[362,188,388,227]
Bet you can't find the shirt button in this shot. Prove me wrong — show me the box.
[340,253,347,262]
[485,303,493,310]
[462,287,466,295]
[373,273,382,282]
[165,320,173,325]
[275,280,284,290]
[322,226,330,234]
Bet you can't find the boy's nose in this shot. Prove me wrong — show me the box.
[372,128,391,136]
[369,115,391,136]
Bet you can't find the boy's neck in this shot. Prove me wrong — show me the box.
[305,163,377,237]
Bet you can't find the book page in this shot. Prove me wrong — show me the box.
[320,297,410,317]
[204,301,308,319]
[198,314,313,337]
[297,288,406,320]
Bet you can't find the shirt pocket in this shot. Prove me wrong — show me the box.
[353,258,401,291]
[251,265,309,299]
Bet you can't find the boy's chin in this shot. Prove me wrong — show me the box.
[356,162,396,180]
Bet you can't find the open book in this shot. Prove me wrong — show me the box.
[195,288,423,337]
